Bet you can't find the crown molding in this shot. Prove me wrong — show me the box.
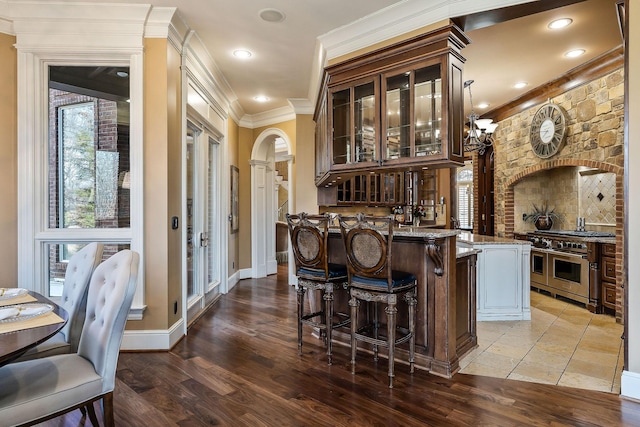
[10,1,151,50]
[239,106,296,129]
[144,7,176,39]
[318,0,532,61]
[287,98,314,115]
[228,100,245,125]
[0,1,13,35]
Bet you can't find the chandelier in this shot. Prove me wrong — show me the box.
[463,79,498,155]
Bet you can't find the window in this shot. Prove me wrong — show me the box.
[44,65,132,296]
[58,103,96,230]
[457,163,474,229]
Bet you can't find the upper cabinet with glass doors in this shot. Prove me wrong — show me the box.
[330,78,378,167]
[314,24,469,187]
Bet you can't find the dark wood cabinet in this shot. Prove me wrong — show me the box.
[600,243,616,311]
[314,24,470,187]
[317,170,441,215]
[456,253,477,355]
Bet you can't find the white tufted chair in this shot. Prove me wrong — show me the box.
[15,242,104,362]
[0,249,139,427]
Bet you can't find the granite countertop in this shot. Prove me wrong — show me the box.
[456,246,482,258]
[457,232,532,246]
[583,236,616,244]
[328,225,459,239]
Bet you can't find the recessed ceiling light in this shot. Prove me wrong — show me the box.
[565,49,586,58]
[116,71,128,78]
[254,95,269,102]
[548,18,573,29]
[477,102,489,109]
[514,82,528,89]
[259,8,286,23]
[233,49,252,59]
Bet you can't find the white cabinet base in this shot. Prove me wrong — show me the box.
[458,236,531,322]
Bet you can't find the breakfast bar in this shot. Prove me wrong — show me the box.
[327,226,478,378]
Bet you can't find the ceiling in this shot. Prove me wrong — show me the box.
[25,0,623,122]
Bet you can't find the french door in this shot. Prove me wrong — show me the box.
[185,122,221,325]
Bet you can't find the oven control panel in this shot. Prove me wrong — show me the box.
[555,241,587,251]
[527,234,588,254]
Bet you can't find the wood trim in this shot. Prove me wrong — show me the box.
[452,0,587,32]
[487,47,624,123]
[324,24,470,87]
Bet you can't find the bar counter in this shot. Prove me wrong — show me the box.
[327,226,477,378]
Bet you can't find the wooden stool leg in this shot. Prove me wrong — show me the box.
[373,302,379,361]
[349,293,359,374]
[407,290,417,374]
[385,300,397,389]
[324,285,334,365]
[297,286,306,355]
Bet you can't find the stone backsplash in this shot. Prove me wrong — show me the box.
[514,167,617,233]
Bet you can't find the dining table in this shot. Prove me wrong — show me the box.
[0,290,68,367]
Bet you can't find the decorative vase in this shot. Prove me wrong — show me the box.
[413,216,421,227]
[534,216,553,230]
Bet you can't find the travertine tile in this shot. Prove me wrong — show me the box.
[494,333,538,349]
[571,347,619,366]
[558,310,592,327]
[509,360,563,384]
[577,336,621,354]
[460,361,512,378]
[467,291,621,395]
[486,342,531,360]
[564,358,616,381]
[472,351,521,371]
[522,347,571,369]
[558,371,614,393]
[535,341,577,358]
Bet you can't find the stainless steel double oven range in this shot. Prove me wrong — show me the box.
[525,230,614,312]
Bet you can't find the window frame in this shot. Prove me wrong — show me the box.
[17,52,145,319]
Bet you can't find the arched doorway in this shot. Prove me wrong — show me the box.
[250,128,294,282]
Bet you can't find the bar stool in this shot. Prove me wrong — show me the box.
[286,212,349,365]
[337,213,417,388]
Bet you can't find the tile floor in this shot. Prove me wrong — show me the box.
[459,291,624,393]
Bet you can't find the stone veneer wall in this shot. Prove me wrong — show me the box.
[493,68,625,321]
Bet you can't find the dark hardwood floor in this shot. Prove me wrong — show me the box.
[40,265,640,426]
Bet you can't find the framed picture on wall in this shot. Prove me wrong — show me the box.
[231,165,239,233]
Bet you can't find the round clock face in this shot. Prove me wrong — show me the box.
[529,103,567,158]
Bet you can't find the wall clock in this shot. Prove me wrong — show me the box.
[529,102,568,158]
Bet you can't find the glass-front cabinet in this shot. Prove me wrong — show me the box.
[384,63,442,162]
[314,24,469,187]
[329,79,378,169]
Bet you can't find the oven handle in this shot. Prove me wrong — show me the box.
[550,251,587,260]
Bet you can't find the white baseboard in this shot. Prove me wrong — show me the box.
[622,370,640,400]
[227,270,240,291]
[121,318,184,351]
[239,267,252,280]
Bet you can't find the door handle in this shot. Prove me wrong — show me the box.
[199,232,209,247]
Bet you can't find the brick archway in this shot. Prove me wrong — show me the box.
[504,158,624,321]
[504,158,623,237]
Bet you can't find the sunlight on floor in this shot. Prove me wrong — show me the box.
[459,291,623,393]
